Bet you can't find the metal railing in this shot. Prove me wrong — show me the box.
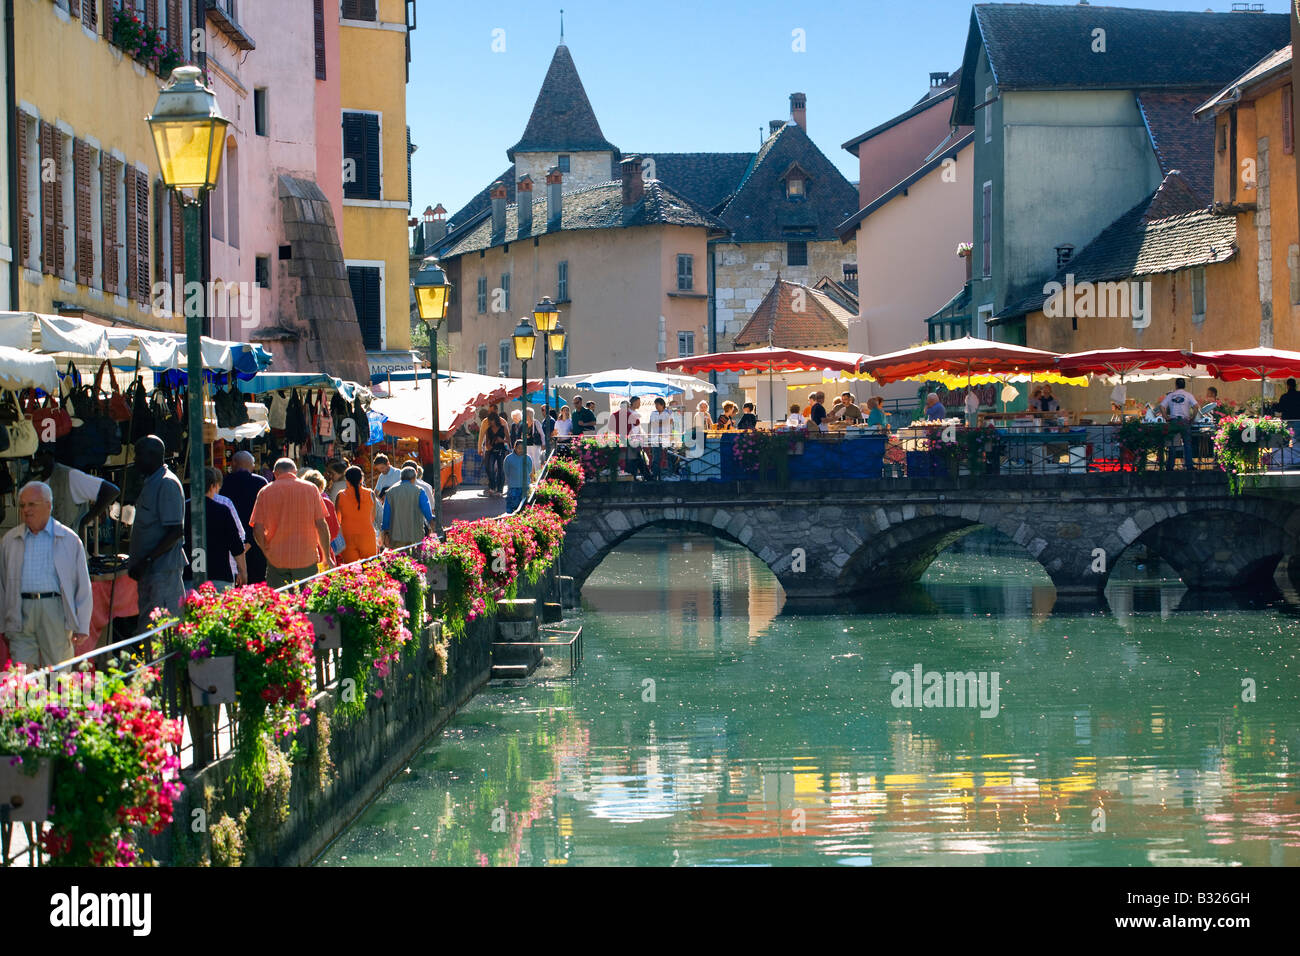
[3,450,566,866]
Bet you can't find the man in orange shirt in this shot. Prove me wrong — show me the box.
[250,458,335,589]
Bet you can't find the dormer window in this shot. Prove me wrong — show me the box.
[558,154,571,173]
[781,161,809,201]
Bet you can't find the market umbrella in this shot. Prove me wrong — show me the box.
[658,347,868,425]
[860,337,1060,384]
[1055,347,1194,380]
[1183,347,1300,403]
[373,371,542,440]
[552,367,715,397]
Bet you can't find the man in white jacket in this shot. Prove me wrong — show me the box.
[1,481,93,669]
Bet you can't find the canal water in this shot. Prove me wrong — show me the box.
[318,530,1300,867]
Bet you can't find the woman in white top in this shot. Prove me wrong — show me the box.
[693,400,713,434]
[785,403,806,428]
[554,405,573,437]
[524,408,544,471]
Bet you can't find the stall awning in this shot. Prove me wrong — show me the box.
[373,371,541,440]
[236,371,366,401]
[0,311,273,374]
[0,345,59,392]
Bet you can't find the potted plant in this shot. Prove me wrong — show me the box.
[167,584,317,793]
[1213,415,1296,493]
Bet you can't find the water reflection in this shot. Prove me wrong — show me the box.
[319,529,1300,867]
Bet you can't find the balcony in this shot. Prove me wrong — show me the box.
[205,0,255,51]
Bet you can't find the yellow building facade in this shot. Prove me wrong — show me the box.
[339,0,412,364]
[13,0,191,332]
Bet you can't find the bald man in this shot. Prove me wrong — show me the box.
[127,436,186,626]
[220,449,269,583]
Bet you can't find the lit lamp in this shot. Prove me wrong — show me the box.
[147,66,229,590]
[533,296,560,427]
[512,318,537,501]
[412,256,452,533]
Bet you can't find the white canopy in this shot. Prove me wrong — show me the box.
[0,345,59,392]
[371,370,542,440]
[0,311,272,372]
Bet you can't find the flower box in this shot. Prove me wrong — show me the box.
[0,756,51,822]
[187,655,236,707]
[426,562,448,593]
[308,612,341,652]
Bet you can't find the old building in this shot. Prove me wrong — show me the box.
[837,69,973,398]
[950,3,1289,344]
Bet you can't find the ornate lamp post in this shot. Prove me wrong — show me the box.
[511,317,538,466]
[533,296,560,417]
[412,256,452,533]
[147,66,229,587]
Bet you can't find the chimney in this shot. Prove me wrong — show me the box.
[546,167,563,230]
[517,175,534,238]
[620,155,644,207]
[422,204,447,249]
[929,71,950,88]
[1055,243,1075,270]
[490,181,507,238]
[790,92,806,131]
[769,119,785,135]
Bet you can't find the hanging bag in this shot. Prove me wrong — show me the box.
[284,388,309,446]
[0,391,40,459]
[105,362,131,423]
[24,389,72,441]
[318,388,335,440]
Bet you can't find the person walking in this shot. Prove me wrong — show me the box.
[503,440,534,513]
[648,397,675,477]
[381,466,434,549]
[300,469,343,570]
[221,449,269,584]
[554,404,573,438]
[524,407,545,472]
[334,465,378,563]
[402,458,437,511]
[371,453,403,498]
[185,468,248,592]
[0,481,93,667]
[250,458,335,589]
[478,408,508,497]
[1159,377,1200,471]
[127,436,187,625]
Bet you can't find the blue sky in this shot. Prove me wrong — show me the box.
[408,0,1293,216]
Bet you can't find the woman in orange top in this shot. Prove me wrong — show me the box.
[333,465,378,563]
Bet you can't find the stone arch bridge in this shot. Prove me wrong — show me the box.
[561,473,1300,600]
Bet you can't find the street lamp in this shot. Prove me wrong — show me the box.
[512,317,537,478]
[147,66,229,588]
[412,256,452,533]
[533,296,560,421]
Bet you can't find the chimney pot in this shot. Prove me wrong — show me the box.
[790,92,807,131]
[929,71,950,88]
[422,206,435,222]
[490,181,507,237]
[517,175,534,238]
[620,155,644,207]
[769,120,785,135]
[546,167,563,230]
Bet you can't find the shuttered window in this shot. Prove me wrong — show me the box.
[124,166,150,303]
[981,181,992,278]
[102,156,121,293]
[81,0,98,32]
[347,265,383,350]
[170,192,185,284]
[68,0,81,20]
[342,0,377,21]
[154,179,167,290]
[16,112,33,270]
[144,0,158,28]
[74,140,95,286]
[1285,85,1294,156]
[226,144,239,248]
[40,122,57,275]
[342,111,381,200]
[314,0,326,79]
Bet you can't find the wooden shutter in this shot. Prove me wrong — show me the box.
[342,112,362,199]
[145,0,158,28]
[154,179,166,287]
[170,192,185,284]
[314,0,326,80]
[16,113,30,268]
[124,165,138,300]
[69,0,80,20]
[82,0,98,33]
[166,0,183,51]
[1285,85,1294,156]
[348,265,382,350]
[102,156,119,292]
[343,0,376,20]
[74,140,94,285]
[53,129,68,278]
[134,170,151,302]
[40,122,56,275]
[363,113,380,199]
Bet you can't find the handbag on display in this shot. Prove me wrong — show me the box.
[150,383,185,456]
[24,389,72,441]
[126,376,153,443]
[284,389,309,446]
[317,389,335,440]
[350,394,368,447]
[96,360,131,424]
[0,392,39,460]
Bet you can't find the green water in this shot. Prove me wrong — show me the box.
[318,532,1300,867]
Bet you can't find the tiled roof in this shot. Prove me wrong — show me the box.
[733,277,852,348]
[716,124,859,244]
[812,275,859,313]
[996,173,1237,320]
[437,180,728,259]
[507,44,619,160]
[632,152,755,214]
[1136,92,1217,205]
[842,69,961,156]
[1195,43,1293,116]
[953,5,1290,123]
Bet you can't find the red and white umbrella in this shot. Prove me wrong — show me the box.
[859,336,1059,385]
[1183,346,1300,401]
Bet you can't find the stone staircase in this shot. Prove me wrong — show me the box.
[490,599,544,681]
